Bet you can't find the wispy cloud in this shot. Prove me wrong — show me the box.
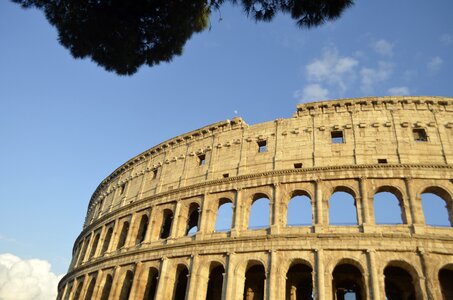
[360,62,393,93]
[440,33,453,45]
[427,56,443,73]
[388,86,410,96]
[294,84,329,102]
[372,39,393,57]
[0,253,63,300]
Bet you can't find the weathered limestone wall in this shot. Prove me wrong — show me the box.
[58,96,453,300]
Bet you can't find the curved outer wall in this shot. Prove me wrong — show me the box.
[59,96,453,300]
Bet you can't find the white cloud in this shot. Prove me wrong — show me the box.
[294,84,329,102]
[372,39,393,56]
[388,86,411,96]
[0,253,63,300]
[305,47,359,93]
[440,33,453,45]
[360,62,393,93]
[427,56,443,73]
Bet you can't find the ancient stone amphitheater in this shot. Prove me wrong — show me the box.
[58,96,453,300]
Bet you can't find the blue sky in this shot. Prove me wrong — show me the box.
[0,0,452,296]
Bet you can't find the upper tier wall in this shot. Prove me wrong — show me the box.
[85,96,453,227]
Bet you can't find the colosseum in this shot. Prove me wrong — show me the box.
[58,96,453,300]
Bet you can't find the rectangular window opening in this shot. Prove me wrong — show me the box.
[120,183,126,195]
[294,163,303,169]
[198,154,206,166]
[258,140,267,152]
[413,128,428,142]
[223,173,229,178]
[378,158,388,164]
[331,131,344,144]
[152,169,158,179]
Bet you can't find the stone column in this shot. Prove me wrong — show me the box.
[266,251,279,300]
[314,180,325,232]
[91,269,105,300]
[155,257,170,300]
[128,262,145,299]
[405,178,425,225]
[366,250,380,300]
[231,189,243,237]
[417,248,432,300]
[170,201,183,240]
[197,195,212,239]
[224,253,238,300]
[186,255,203,300]
[270,183,281,234]
[315,249,325,300]
[359,177,372,225]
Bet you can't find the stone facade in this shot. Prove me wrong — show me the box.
[58,96,453,300]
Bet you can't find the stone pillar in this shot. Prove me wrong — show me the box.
[91,269,105,300]
[359,178,372,225]
[224,253,238,300]
[314,180,325,231]
[231,189,243,237]
[170,201,183,239]
[186,255,202,300]
[366,250,380,300]
[405,178,425,225]
[266,251,279,300]
[128,262,145,299]
[417,248,433,300]
[197,195,213,239]
[315,249,325,300]
[155,257,170,300]
[270,184,281,234]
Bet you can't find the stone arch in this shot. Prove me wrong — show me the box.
[384,260,422,300]
[420,186,453,227]
[331,259,366,300]
[285,259,313,300]
[72,277,84,300]
[173,264,189,300]
[287,190,312,226]
[135,214,149,245]
[83,274,97,300]
[101,226,113,255]
[439,263,453,300]
[215,198,233,232]
[89,232,101,259]
[119,269,135,300]
[117,221,130,249]
[243,260,266,300]
[206,261,226,300]
[142,266,159,300]
[328,186,358,225]
[186,202,201,235]
[248,193,271,229]
[373,185,406,224]
[160,208,174,239]
[99,274,113,300]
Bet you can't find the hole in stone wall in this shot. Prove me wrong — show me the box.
[332,264,365,300]
[206,264,225,300]
[439,267,453,299]
[136,215,149,245]
[249,196,270,229]
[374,192,403,225]
[101,227,113,255]
[186,203,200,236]
[377,158,388,164]
[160,210,173,239]
[117,221,130,249]
[421,192,451,226]
[84,276,97,300]
[331,131,344,144]
[119,270,134,300]
[143,267,159,300]
[198,154,206,166]
[89,233,100,259]
[294,163,303,169]
[258,140,267,152]
[173,265,189,300]
[287,194,312,226]
[384,266,416,300]
[223,173,229,178]
[413,128,428,142]
[286,263,313,300]
[215,200,233,232]
[100,274,113,300]
[243,264,265,300]
[329,191,357,225]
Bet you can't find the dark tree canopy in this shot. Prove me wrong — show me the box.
[13,0,354,75]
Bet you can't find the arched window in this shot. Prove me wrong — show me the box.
[119,270,134,300]
[243,263,265,300]
[136,215,149,245]
[287,192,312,226]
[286,262,313,300]
[143,267,159,300]
[206,264,225,300]
[77,235,91,265]
[100,275,113,300]
[72,279,84,300]
[173,265,189,300]
[374,190,404,224]
[186,203,200,236]
[421,188,452,226]
[89,233,100,259]
[384,265,417,300]
[439,266,453,299]
[101,227,113,255]
[215,199,233,232]
[329,190,357,225]
[249,195,270,229]
[117,221,130,249]
[160,209,173,239]
[83,276,96,300]
[332,263,365,300]
[63,282,73,300]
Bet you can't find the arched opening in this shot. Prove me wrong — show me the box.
[83,276,96,300]
[329,190,358,225]
[173,265,189,300]
[287,192,312,226]
[384,265,417,300]
[119,270,134,300]
[421,188,452,226]
[77,235,91,265]
[101,227,113,255]
[215,199,233,232]
[89,233,100,259]
[243,263,265,300]
[285,262,313,300]
[63,282,73,300]
[332,263,365,300]
[72,279,84,300]
[136,215,149,245]
[186,203,200,236]
[117,221,130,249]
[206,264,225,300]
[143,267,159,300]
[374,189,404,224]
[160,209,173,239]
[249,195,270,229]
[439,266,453,300]
[100,274,113,300]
